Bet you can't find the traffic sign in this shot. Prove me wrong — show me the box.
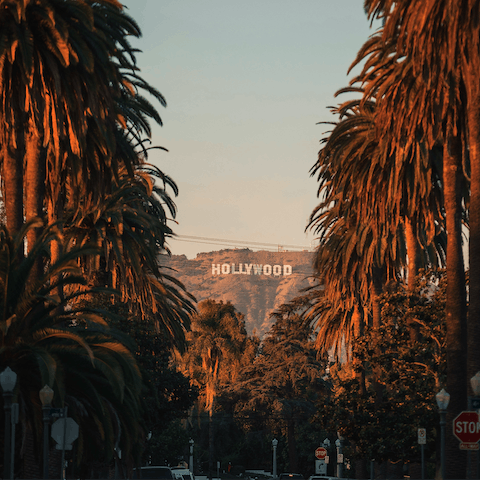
[418,428,426,445]
[315,460,327,474]
[315,447,327,460]
[51,417,79,450]
[453,411,480,447]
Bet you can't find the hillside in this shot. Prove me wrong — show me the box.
[162,249,316,336]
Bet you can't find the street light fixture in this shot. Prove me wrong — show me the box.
[471,372,480,397]
[189,438,194,473]
[436,388,450,480]
[40,385,54,479]
[272,438,278,478]
[1,367,17,480]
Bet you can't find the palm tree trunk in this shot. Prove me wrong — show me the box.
[25,125,45,278]
[405,218,421,344]
[466,72,480,393]
[371,266,384,408]
[208,406,214,480]
[2,142,24,237]
[405,217,420,291]
[443,131,468,478]
[286,416,298,472]
[353,304,367,479]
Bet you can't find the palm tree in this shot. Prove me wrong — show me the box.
[0,0,162,248]
[180,300,254,477]
[0,220,143,476]
[362,2,471,474]
[62,163,195,349]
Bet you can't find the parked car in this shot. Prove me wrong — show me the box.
[279,474,304,480]
[133,466,175,479]
[171,467,195,480]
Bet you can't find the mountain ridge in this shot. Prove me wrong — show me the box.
[162,249,316,336]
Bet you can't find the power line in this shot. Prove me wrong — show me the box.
[174,234,312,252]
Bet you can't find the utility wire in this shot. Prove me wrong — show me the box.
[174,234,313,251]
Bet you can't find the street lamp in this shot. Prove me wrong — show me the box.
[471,372,480,398]
[272,438,278,478]
[436,388,450,480]
[335,438,343,478]
[1,367,17,480]
[40,385,54,479]
[189,438,194,473]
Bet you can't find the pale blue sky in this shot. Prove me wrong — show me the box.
[122,1,378,258]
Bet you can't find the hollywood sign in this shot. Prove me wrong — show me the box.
[212,263,292,276]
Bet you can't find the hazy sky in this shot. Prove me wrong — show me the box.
[122,1,378,259]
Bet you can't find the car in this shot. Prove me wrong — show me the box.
[279,474,304,480]
[171,467,195,480]
[308,477,345,480]
[132,466,175,479]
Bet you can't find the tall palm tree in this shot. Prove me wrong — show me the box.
[362,2,472,474]
[0,0,161,248]
[180,300,253,477]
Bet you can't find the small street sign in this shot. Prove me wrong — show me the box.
[315,460,327,475]
[472,397,480,410]
[460,442,480,451]
[315,447,327,460]
[453,411,480,448]
[337,453,344,464]
[49,408,65,418]
[418,428,426,445]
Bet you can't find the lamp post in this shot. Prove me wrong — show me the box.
[335,438,343,478]
[189,438,194,473]
[323,438,330,476]
[469,372,480,477]
[470,371,480,403]
[272,438,278,478]
[39,385,54,479]
[436,388,450,480]
[1,367,17,480]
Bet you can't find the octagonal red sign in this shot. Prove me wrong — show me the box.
[453,411,480,444]
[315,447,327,460]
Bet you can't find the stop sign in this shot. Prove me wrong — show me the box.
[315,447,327,460]
[453,411,480,444]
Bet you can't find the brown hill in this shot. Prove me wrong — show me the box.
[162,249,316,336]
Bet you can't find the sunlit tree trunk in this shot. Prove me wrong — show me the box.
[25,124,45,279]
[466,65,480,395]
[2,142,23,238]
[353,304,367,479]
[405,217,421,344]
[443,131,468,479]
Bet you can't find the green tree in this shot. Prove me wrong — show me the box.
[325,270,445,474]
[228,299,327,474]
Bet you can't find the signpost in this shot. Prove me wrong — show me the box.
[418,428,426,480]
[453,411,480,450]
[315,447,327,475]
[51,414,79,480]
